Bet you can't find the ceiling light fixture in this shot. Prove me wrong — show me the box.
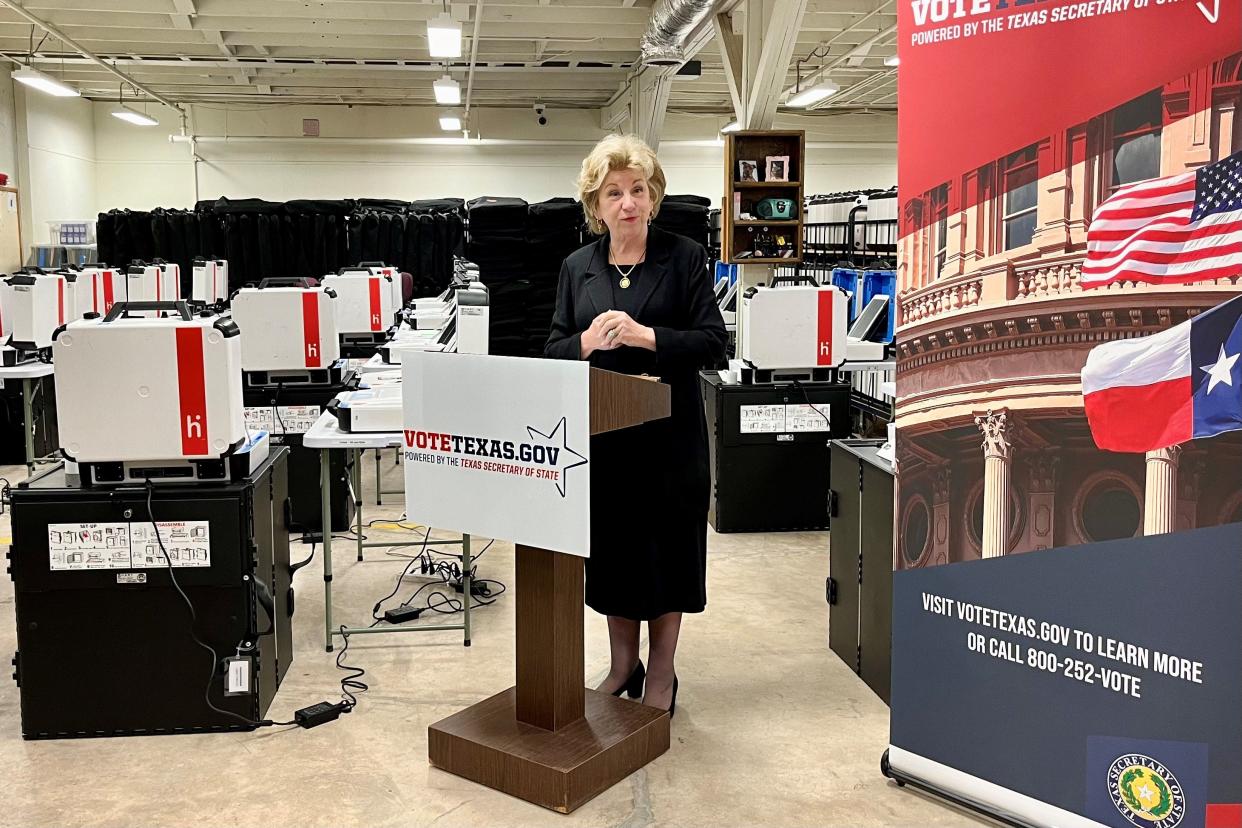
[884,55,900,67]
[427,11,463,58]
[787,81,839,108]
[433,74,461,104]
[439,113,462,131]
[721,121,741,133]
[12,66,79,98]
[111,104,158,126]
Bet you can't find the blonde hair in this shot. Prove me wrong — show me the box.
[576,134,667,235]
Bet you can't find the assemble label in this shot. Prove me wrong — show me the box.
[739,403,832,434]
[739,404,786,433]
[244,404,321,435]
[49,520,211,571]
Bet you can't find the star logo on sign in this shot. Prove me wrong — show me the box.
[1200,345,1239,394]
[526,416,588,498]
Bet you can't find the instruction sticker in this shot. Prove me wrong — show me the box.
[48,520,211,571]
[244,404,321,435]
[739,403,832,434]
[739,404,787,434]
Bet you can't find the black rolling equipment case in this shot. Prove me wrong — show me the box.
[243,379,355,534]
[8,448,295,738]
[700,371,851,533]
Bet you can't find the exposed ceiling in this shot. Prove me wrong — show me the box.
[0,0,897,115]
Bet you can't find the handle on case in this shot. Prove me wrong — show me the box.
[356,261,386,268]
[258,277,315,288]
[102,300,194,322]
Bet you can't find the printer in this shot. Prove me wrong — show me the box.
[843,294,893,362]
[53,301,260,485]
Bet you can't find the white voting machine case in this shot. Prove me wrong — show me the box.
[321,270,397,340]
[741,285,848,370]
[6,271,66,351]
[231,282,341,372]
[54,302,246,468]
[191,257,229,305]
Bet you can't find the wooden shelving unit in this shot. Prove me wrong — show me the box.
[723,130,804,265]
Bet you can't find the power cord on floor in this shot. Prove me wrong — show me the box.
[368,535,505,624]
[145,480,361,731]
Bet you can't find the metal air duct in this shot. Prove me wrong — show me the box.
[638,0,721,66]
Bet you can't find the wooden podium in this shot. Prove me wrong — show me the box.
[428,368,672,813]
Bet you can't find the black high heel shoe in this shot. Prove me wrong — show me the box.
[611,660,645,699]
[669,675,679,718]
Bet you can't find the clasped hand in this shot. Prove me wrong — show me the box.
[582,309,656,357]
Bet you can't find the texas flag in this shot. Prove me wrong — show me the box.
[1082,293,1242,453]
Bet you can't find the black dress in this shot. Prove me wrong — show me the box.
[545,226,727,620]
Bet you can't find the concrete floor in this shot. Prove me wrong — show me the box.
[0,455,992,828]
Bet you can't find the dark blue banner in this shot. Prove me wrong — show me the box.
[890,522,1242,828]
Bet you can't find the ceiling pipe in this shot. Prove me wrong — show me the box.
[0,0,182,113]
[169,134,896,150]
[463,0,484,122]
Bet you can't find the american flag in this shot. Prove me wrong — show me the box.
[1081,150,1242,289]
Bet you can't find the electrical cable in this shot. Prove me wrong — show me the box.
[792,379,832,429]
[145,481,296,729]
[335,626,368,709]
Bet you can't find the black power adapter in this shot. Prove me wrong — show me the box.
[384,605,423,624]
[294,701,350,728]
[453,580,491,598]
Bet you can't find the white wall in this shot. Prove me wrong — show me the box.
[91,103,895,211]
[20,88,97,245]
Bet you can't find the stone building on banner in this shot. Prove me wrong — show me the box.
[895,53,1242,570]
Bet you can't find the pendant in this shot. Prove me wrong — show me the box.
[619,276,631,289]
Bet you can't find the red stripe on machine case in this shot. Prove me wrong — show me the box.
[369,277,382,331]
[103,272,115,312]
[302,292,322,368]
[816,291,835,366]
[175,327,209,456]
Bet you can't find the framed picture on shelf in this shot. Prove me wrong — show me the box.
[765,156,790,182]
[733,192,742,216]
[738,160,760,183]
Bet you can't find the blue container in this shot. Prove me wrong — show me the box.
[715,260,739,285]
[830,268,861,323]
[861,269,897,343]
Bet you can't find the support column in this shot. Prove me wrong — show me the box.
[930,465,951,566]
[975,409,1012,558]
[1143,445,1181,536]
[1026,455,1058,552]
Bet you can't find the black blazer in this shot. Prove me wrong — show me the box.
[545,226,727,507]
[544,225,726,374]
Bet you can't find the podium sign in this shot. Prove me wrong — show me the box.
[402,352,591,557]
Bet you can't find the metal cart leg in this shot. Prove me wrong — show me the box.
[462,533,472,647]
[375,448,383,505]
[321,447,335,652]
[354,447,364,562]
[23,377,36,478]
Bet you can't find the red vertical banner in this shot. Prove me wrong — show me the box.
[103,272,115,313]
[174,327,208,456]
[816,290,835,366]
[368,277,382,331]
[302,292,322,368]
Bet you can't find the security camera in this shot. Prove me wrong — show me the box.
[534,104,547,126]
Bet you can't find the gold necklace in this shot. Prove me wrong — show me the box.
[610,247,644,289]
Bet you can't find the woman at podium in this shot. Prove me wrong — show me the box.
[546,135,727,715]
